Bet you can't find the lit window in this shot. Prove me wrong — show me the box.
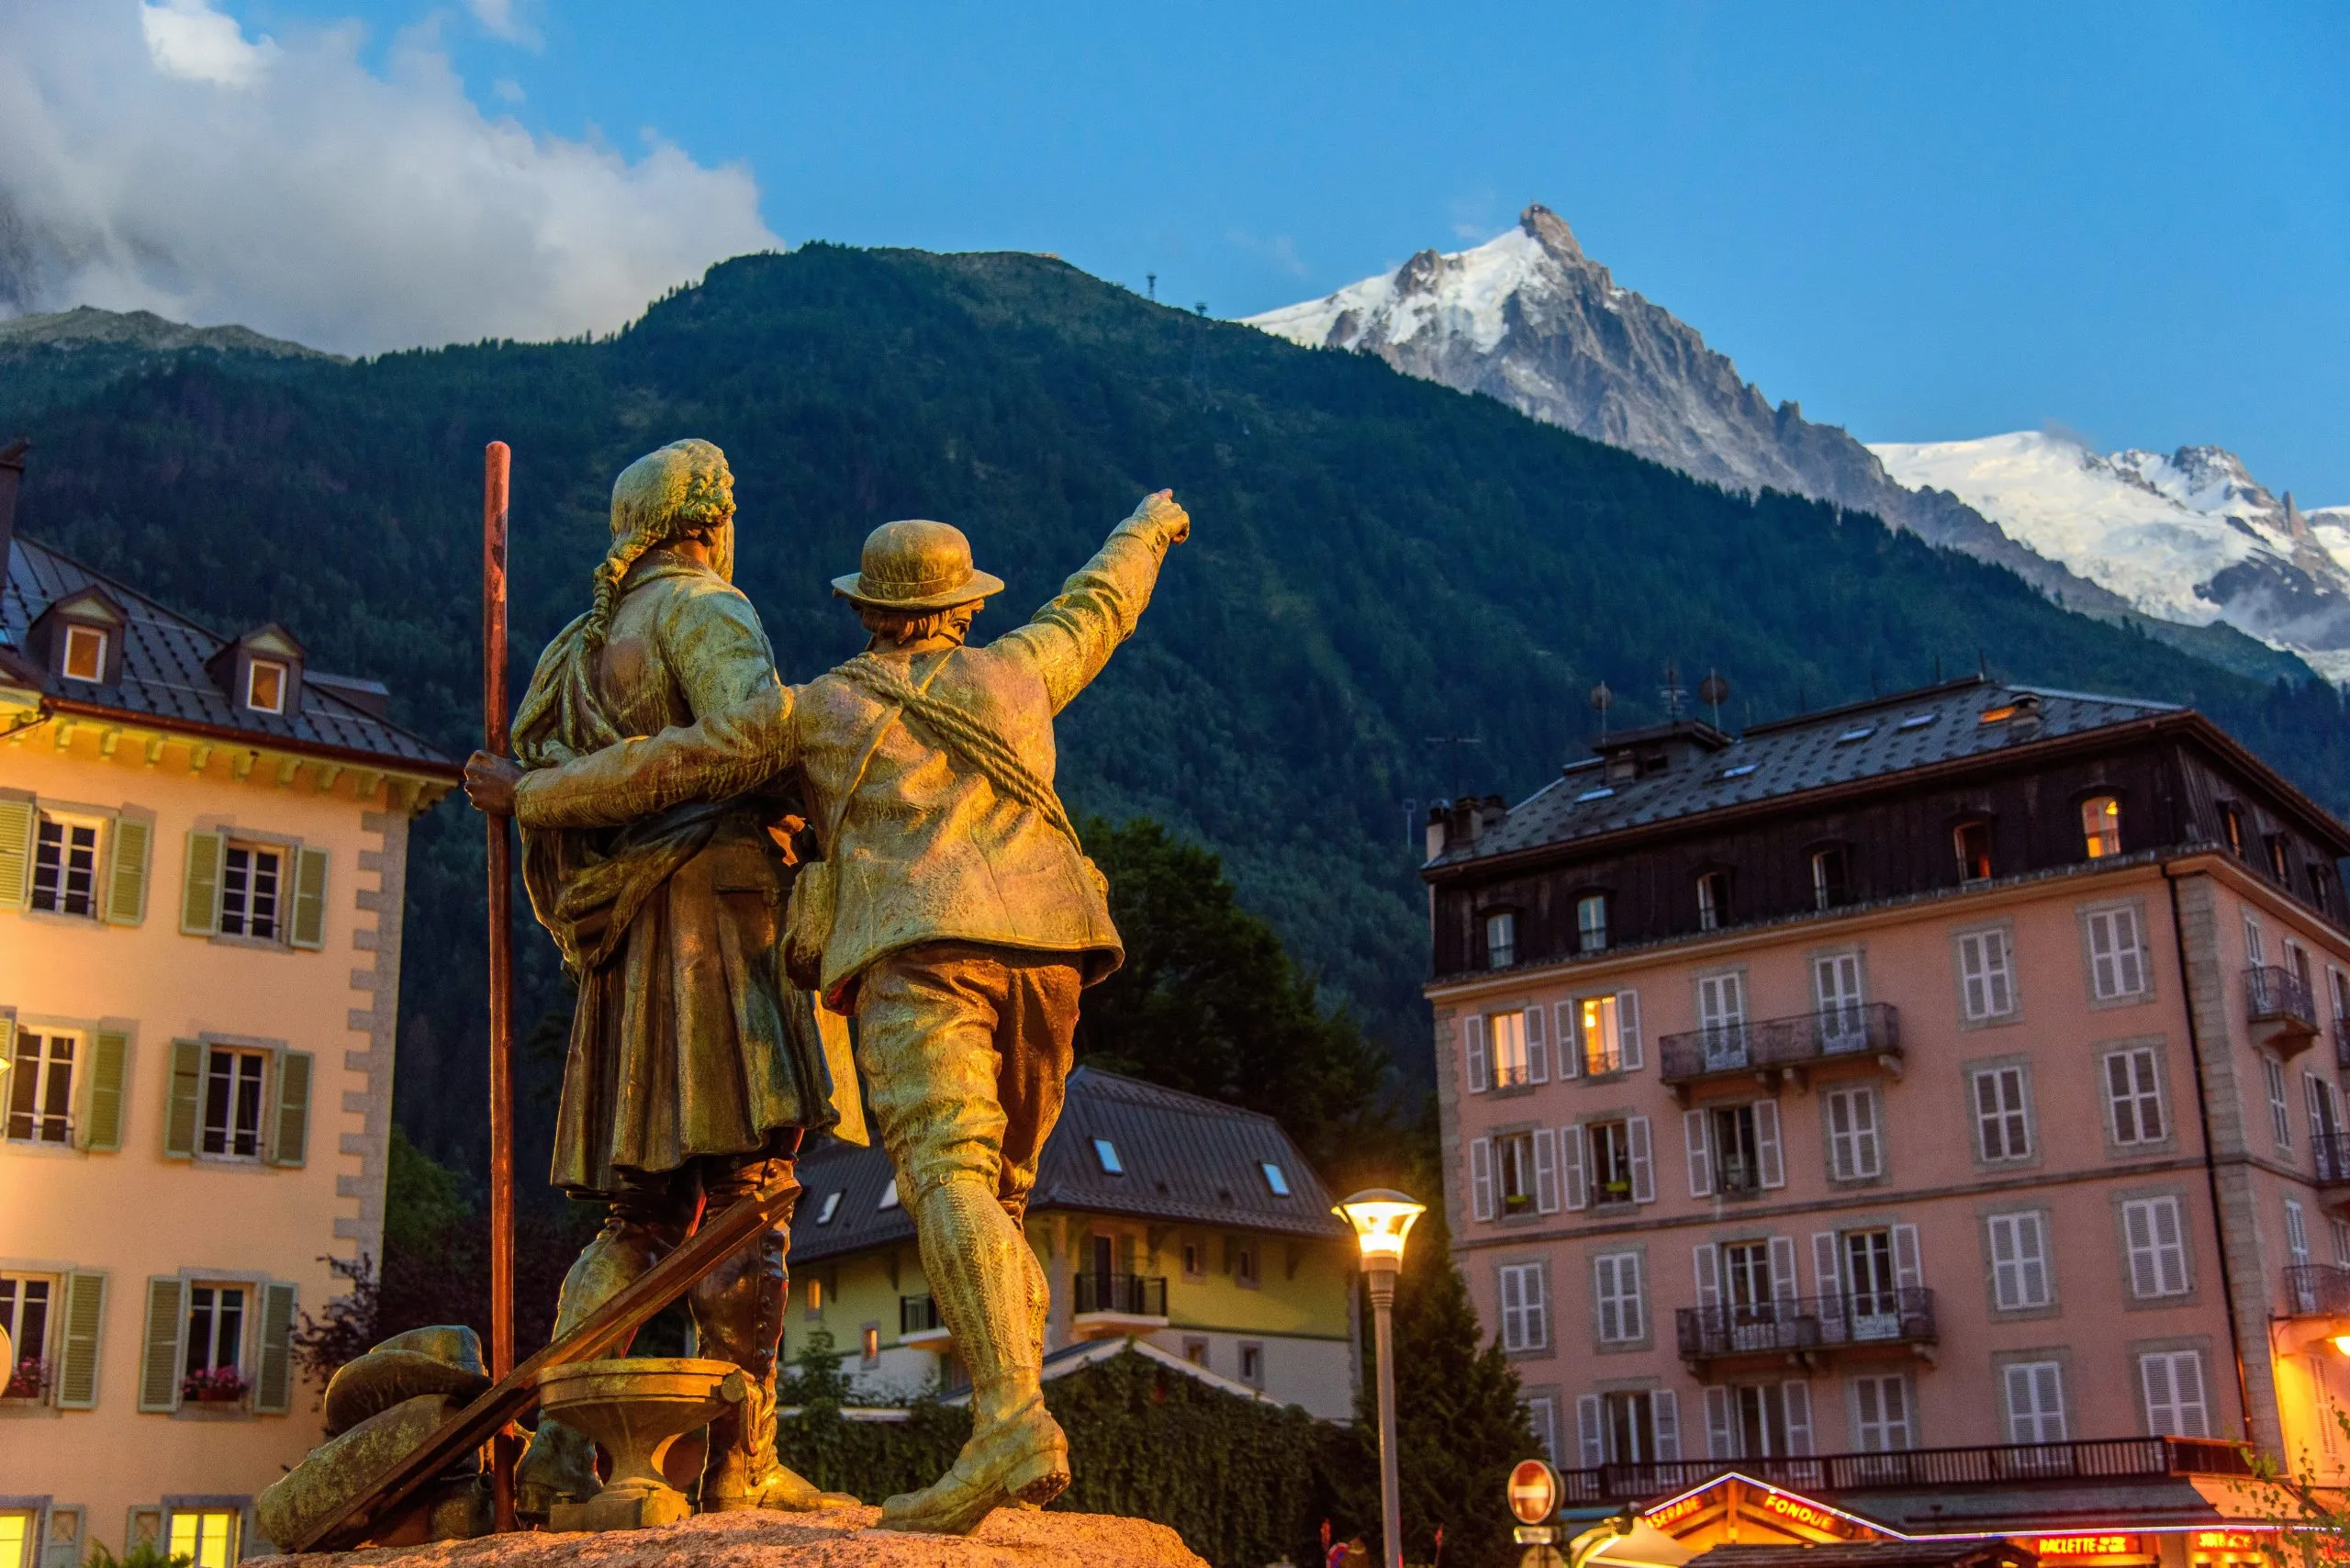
[860,1325,879,1365]
[30,814,102,918]
[1,1275,53,1400]
[6,1029,78,1146]
[1485,911,1516,969]
[61,624,106,682]
[804,1278,823,1313]
[1954,821,1992,884]
[1576,893,1608,954]
[0,1511,30,1568]
[246,657,289,714]
[197,1047,267,1159]
[878,1179,900,1210]
[1259,1161,1291,1197]
[1577,995,1621,1076]
[816,1191,842,1225]
[220,844,284,940]
[2221,803,2246,858]
[1092,1137,1124,1175]
[168,1509,241,1568]
[1978,704,2020,725]
[2268,834,2292,882]
[1488,1010,1528,1088]
[182,1284,249,1405]
[1811,846,1850,911]
[1695,870,1728,932]
[2081,795,2121,859]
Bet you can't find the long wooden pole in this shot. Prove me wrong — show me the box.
[481,441,518,1532]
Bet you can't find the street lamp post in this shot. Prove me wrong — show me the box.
[1336,1189,1427,1568]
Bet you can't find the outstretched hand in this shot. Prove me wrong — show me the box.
[1137,487,1190,543]
[464,751,523,816]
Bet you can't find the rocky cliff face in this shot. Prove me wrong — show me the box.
[1246,205,2135,613]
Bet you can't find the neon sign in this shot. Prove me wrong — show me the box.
[1646,1495,1705,1530]
[1758,1492,1843,1534]
[2028,1537,2143,1557]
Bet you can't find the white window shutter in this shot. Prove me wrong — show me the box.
[1533,1128,1561,1215]
[1684,1108,1714,1196]
[1621,1254,1645,1341]
[1782,1380,1815,1455]
[1694,1243,1721,1309]
[1893,1223,1924,1291]
[1561,1124,1589,1211]
[1578,1394,1606,1467]
[1652,1388,1681,1460]
[1617,991,1643,1070]
[1628,1115,1654,1204]
[1705,1385,1736,1459]
[1755,1099,1785,1188]
[1471,1137,1494,1222]
[1769,1235,1800,1312]
[1553,1003,1579,1078]
[1464,1015,1489,1094]
[1812,1231,1841,1297]
[1526,1006,1549,1084]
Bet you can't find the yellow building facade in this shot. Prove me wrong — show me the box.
[0,503,454,1566]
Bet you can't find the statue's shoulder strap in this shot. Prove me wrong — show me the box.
[833,653,1078,848]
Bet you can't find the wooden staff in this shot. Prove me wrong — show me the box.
[481,441,518,1531]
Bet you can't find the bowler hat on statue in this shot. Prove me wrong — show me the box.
[832,520,1006,610]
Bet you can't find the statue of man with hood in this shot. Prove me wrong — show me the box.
[494,438,861,1518]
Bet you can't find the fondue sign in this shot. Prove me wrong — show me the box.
[1756,1491,1845,1535]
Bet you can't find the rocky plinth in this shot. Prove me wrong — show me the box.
[255,1506,1209,1568]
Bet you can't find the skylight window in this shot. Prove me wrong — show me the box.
[1897,712,1937,730]
[817,1191,842,1225]
[878,1179,900,1211]
[1838,726,1875,744]
[1720,763,1757,778]
[1576,787,1616,802]
[1093,1137,1125,1175]
[1261,1161,1292,1197]
[1978,704,2019,724]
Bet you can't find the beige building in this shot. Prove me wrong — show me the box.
[1427,678,2350,1545]
[0,456,456,1567]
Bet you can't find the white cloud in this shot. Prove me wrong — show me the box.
[467,0,540,49]
[0,1,781,353]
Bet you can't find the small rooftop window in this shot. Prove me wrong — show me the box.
[1837,726,1875,744]
[1897,711,1938,730]
[1577,787,1616,802]
[1093,1137,1125,1175]
[1261,1161,1292,1197]
[246,657,290,715]
[61,625,107,683]
[878,1179,900,1211]
[1978,704,2019,724]
[816,1191,842,1225]
[1720,763,1757,779]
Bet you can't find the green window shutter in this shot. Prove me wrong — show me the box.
[271,1050,313,1168]
[0,796,32,912]
[288,846,329,950]
[56,1271,107,1409]
[106,817,152,926]
[253,1282,297,1415]
[0,1011,16,1071]
[162,1039,204,1159]
[179,829,224,935]
[80,1029,129,1152]
[139,1276,187,1412]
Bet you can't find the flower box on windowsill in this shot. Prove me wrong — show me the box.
[5,1358,51,1401]
[182,1369,250,1405]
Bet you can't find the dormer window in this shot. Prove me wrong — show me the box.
[1696,869,1729,931]
[1485,911,1517,969]
[246,658,289,714]
[1811,846,1851,911]
[1576,893,1610,954]
[1954,821,1993,885]
[61,625,107,682]
[2221,803,2247,858]
[2080,796,2121,860]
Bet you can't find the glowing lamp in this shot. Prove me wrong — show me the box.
[2331,1335,2350,1356]
[1335,1190,1426,1271]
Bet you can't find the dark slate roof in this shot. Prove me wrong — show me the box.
[1433,678,2177,868]
[2,534,453,771]
[791,1066,1348,1264]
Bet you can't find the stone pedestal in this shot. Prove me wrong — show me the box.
[254,1504,1208,1567]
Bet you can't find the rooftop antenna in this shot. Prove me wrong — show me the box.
[1699,669,1730,730]
[1147,273,1157,301]
[1425,733,1483,801]
[1978,648,1988,679]
[1659,660,1686,721]
[1590,680,1614,741]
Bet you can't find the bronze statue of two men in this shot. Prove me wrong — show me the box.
[464,439,1189,1534]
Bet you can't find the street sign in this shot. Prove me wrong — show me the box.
[1507,1458,1561,1525]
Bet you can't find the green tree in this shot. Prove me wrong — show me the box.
[1076,814,1393,1178]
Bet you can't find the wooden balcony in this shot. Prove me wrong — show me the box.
[1658,1003,1901,1097]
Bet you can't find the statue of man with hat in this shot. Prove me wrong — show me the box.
[479,438,862,1518]
[466,487,1191,1533]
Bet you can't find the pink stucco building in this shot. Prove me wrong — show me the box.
[1427,678,2350,1540]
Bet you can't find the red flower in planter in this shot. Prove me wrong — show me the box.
[182,1366,251,1403]
[4,1358,51,1399]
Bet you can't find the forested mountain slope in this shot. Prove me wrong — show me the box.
[9,245,2346,1170]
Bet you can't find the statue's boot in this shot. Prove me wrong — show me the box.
[693,1153,854,1513]
[517,1215,676,1518]
[878,1179,1068,1535]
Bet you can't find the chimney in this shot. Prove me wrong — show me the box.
[0,438,27,573]
[1479,794,1508,836]
[1424,803,1449,862]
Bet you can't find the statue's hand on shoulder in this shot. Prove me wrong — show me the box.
[464,751,524,817]
[1135,487,1189,544]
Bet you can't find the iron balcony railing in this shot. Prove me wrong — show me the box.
[899,1294,944,1335]
[2286,1263,2350,1316]
[2248,966,2319,1030]
[2315,1133,2350,1186]
[1660,1004,1900,1084]
[1675,1288,1936,1360]
[1550,1435,2253,1505]
[1072,1272,1168,1317]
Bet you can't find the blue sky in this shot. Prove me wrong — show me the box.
[125,3,2350,498]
